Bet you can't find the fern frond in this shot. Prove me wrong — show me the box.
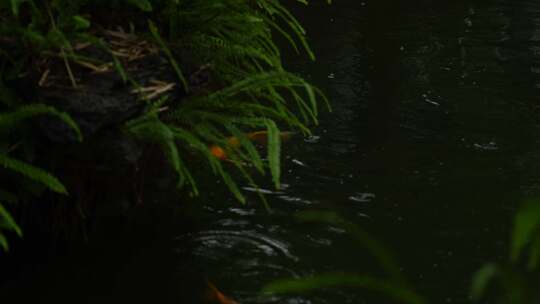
[0,232,8,251]
[126,115,200,194]
[0,154,68,194]
[0,104,82,141]
[255,0,315,60]
[222,123,264,173]
[235,163,270,211]
[192,34,279,71]
[122,0,328,203]
[264,119,281,189]
[148,20,189,91]
[0,202,21,237]
[213,157,246,204]
[0,201,22,251]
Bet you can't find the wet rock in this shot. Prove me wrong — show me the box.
[37,72,144,143]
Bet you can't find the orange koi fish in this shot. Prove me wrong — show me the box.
[204,280,238,304]
[210,130,294,160]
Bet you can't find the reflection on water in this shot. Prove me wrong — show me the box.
[184,1,540,303]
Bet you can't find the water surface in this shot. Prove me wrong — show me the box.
[186,1,540,303]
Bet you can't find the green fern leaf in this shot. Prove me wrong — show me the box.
[127,117,199,194]
[148,20,188,91]
[236,164,270,211]
[9,0,23,16]
[264,119,281,189]
[224,123,264,174]
[263,273,425,304]
[0,154,68,194]
[0,202,22,237]
[471,263,498,301]
[217,164,246,204]
[0,104,82,141]
[511,201,540,263]
[0,233,8,251]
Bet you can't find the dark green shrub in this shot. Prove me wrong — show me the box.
[0,0,328,250]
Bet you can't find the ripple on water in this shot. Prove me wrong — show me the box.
[348,192,376,203]
[176,230,298,262]
[277,195,314,205]
[242,186,285,195]
[176,229,308,303]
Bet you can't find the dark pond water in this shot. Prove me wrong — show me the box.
[188,1,540,303]
[3,0,540,303]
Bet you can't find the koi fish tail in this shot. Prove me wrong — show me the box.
[204,280,238,304]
